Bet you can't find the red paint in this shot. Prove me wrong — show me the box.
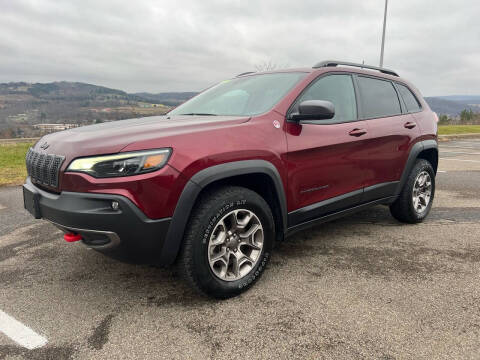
[33,67,437,219]
[362,113,420,187]
[285,120,372,210]
[61,165,186,219]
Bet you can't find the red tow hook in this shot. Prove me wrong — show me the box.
[64,232,82,242]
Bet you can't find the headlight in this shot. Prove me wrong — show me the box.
[67,149,171,178]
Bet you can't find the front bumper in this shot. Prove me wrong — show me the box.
[23,177,171,263]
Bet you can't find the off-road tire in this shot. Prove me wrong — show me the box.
[390,159,435,223]
[178,186,275,299]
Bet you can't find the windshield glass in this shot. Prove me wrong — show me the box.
[168,72,307,117]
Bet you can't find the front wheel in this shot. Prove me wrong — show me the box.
[178,186,275,299]
[390,159,435,223]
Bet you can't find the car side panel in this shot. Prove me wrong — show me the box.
[363,113,420,188]
[284,120,371,213]
[413,110,438,142]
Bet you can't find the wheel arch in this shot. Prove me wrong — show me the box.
[159,160,287,265]
[417,147,438,174]
[394,139,438,196]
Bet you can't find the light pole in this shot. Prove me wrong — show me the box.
[379,0,388,67]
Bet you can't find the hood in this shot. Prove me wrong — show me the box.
[34,115,249,160]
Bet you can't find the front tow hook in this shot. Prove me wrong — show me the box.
[64,232,82,242]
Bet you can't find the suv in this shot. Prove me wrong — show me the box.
[23,60,438,298]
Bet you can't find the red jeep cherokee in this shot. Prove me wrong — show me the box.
[23,60,438,298]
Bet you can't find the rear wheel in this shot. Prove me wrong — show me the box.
[390,159,435,223]
[178,186,275,299]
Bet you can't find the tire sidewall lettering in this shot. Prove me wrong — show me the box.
[238,252,269,289]
[202,199,247,244]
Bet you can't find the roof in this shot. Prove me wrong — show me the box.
[236,60,401,80]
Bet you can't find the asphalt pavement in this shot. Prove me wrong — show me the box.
[1,139,480,359]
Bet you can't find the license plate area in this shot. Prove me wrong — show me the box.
[23,185,42,219]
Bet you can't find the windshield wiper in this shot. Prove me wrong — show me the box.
[178,113,217,116]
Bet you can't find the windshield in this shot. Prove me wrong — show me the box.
[168,72,307,117]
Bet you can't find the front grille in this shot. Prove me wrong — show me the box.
[26,148,65,188]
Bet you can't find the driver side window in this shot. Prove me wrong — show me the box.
[296,74,357,122]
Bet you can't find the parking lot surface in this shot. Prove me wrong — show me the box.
[1,139,480,359]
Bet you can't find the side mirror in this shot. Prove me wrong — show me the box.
[289,100,335,123]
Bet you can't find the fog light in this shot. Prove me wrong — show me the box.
[111,201,119,210]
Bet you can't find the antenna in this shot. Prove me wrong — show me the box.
[379,0,388,67]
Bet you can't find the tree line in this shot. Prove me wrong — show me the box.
[438,109,479,125]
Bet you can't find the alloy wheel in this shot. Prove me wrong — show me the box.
[412,170,432,213]
[207,209,264,281]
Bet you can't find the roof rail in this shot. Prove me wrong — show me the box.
[313,60,399,77]
[236,71,256,77]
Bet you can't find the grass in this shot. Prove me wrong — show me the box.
[0,142,33,186]
[438,125,480,135]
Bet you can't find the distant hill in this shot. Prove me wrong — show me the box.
[0,81,172,138]
[424,97,471,116]
[432,95,480,103]
[134,92,198,106]
[0,81,134,101]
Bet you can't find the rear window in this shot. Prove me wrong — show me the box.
[357,76,401,118]
[397,83,421,112]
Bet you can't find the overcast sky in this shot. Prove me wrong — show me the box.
[1,0,479,96]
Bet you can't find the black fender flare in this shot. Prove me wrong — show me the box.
[159,160,288,265]
[394,139,438,196]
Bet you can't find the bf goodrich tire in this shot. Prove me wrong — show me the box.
[178,186,275,299]
[390,159,435,223]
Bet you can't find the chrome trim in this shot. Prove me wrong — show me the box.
[300,185,329,194]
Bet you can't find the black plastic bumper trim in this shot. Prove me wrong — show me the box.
[23,177,172,264]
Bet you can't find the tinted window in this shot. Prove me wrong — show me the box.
[357,76,401,118]
[295,74,357,122]
[397,83,421,112]
[169,72,307,117]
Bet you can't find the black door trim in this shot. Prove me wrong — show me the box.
[287,188,363,227]
[286,196,397,237]
[287,180,399,229]
[363,181,399,203]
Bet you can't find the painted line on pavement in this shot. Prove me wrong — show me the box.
[440,145,480,150]
[445,139,480,143]
[0,310,47,350]
[440,151,480,155]
[440,158,480,163]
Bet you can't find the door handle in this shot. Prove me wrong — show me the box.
[404,121,417,129]
[349,128,367,137]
